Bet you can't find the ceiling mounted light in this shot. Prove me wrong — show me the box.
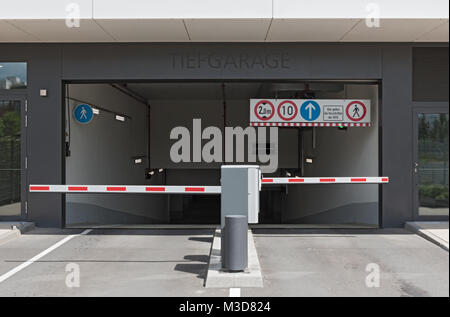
[145,169,154,180]
[115,115,125,122]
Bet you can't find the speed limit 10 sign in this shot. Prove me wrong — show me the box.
[249,99,371,127]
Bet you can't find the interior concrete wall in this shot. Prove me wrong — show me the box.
[150,97,298,173]
[149,95,297,222]
[147,83,378,225]
[65,83,167,225]
[284,84,379,225]
[150,99,223,170]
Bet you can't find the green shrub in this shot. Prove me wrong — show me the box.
[420,184,449,200]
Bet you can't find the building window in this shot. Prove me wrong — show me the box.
[0,62,27,90]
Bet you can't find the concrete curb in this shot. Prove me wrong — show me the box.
[204,229,263,288]
[405,222,449,252]
[0,222,35,246]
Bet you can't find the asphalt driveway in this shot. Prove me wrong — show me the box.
[248,228,449,297]
[0,227,447,297]
[0,228,226,296]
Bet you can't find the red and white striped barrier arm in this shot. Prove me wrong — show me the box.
[261,177,389,184]
[29,185,221,194]
[29,177,389,194]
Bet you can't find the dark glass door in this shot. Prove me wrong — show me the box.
[0,96,25,220]
[414,109,449,220]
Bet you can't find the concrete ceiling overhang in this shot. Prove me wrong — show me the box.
[0,0,448,42]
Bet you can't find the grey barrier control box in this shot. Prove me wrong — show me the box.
[220,165,260,264]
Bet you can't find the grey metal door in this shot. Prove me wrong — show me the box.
[0,94,27,221]
[413,107,449,221]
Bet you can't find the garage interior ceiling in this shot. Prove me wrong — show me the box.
[0,0,448,42]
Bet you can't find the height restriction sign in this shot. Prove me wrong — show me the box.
[254,100,275,121]
[250,99,371,127]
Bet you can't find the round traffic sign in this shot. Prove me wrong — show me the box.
[73,104,94,124]
[277,100,298,121]
[346,101,366,122]
[300,100,321,122]
[254,100,275,121]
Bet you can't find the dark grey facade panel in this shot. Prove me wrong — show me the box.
[60,43,382,80]
[1,43,448,227]
[381,46,415,227]
[413,47,449,102]
[27,47,63,227]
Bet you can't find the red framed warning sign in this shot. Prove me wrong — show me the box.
[277,100,298,121]
[346,101,367,122]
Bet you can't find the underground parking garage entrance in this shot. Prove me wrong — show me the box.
[63,81,382,228]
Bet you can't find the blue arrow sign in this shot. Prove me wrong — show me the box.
[300,100,321,121]
[73,104,94,124]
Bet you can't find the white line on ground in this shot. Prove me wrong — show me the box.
[229,288,241,297]
[0,229,92,284]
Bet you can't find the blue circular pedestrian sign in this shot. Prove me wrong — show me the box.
[300,100,321,121]
[73,104,94,124]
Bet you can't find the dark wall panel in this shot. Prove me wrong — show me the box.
[27,46,63,227]
[413,47,449,102]
[381,46,414,227]
[61,43,382,80]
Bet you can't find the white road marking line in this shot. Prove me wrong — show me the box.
[229,288,241,297]
[0,229,92,284]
